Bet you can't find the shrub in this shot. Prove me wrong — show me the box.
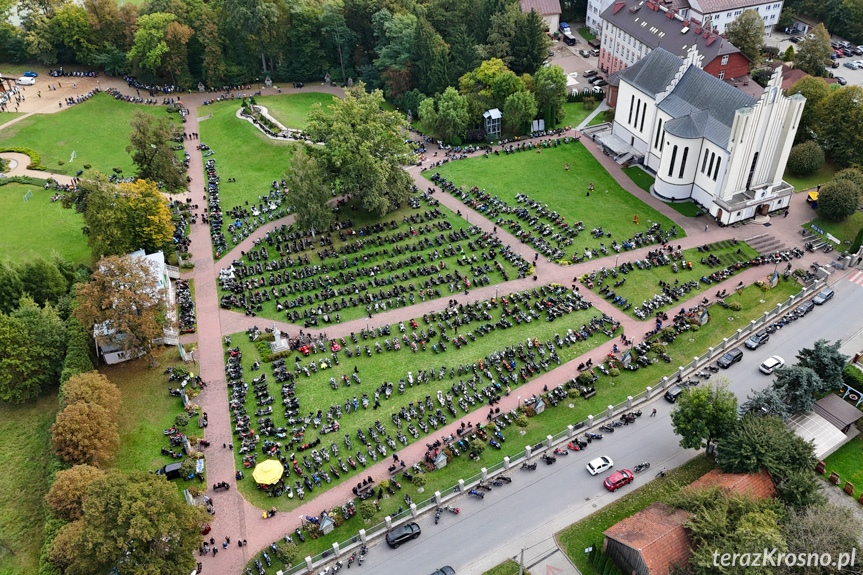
[57,160,65,166]
[729,302,742,311]
[818,179,861,221]
[179,458,195,478]
[515,415,529,427]
[787,141,825,176]
[359,500,376,521]
[112,167,122,173]
[0,146,46,169]
[567,389,581,398]
[273,539,298,565]
[525,406,536,417]
[609,367,620,377]
[650,342,667,355]
[411,474,427,488]
[82,163,91,169]
[45,465,104,521]
[175,412,191,428]
[833,168,863,191]
[842,364,863,388]
[783,45,795,61]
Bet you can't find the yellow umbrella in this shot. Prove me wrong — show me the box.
[252,459,283,485]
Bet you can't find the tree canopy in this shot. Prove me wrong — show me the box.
[795,23,833,76]
[816,178,861,221]
[305,84,413,216]
[51,401,119,465]
[716,415,816,479]
[725,10,765,63]
[814,86,863,167]
[787,76,830,143]
[126,109,187,192]
[670,380,738,450]
[284,147,334,234]
[45,464,105,521]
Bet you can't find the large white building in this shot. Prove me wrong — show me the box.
[587,0,783,35]
[602,46,804,225]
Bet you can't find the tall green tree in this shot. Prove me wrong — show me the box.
[533,64,567,126]
[670,380,738,450]
[321,0,359,81]
[126,12,175,76]
[222,0,280,74]
[448,23,480,85]
[786,76,830,143]
[817,179,861,221]
[305,84,413,216]
[716,415,816,478]
[815,86,863,167]
[284,148,334,234]
[412,18,449,95]
[372,9,417,73]
[57,470,207,575]
[738,385,791,421]
[503,89,537,134]
[126,110,186,192]
[435,86,470,142]
[795,22,833,76]
[724,9,765,63]
[509,8,549,75]
[0,261,24,314]
[17,257,68,307]
[772,366,824,413]
[796,339,849,388]
[481,3,518,65]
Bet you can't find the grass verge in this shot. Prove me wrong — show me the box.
[622,166,653,194]
[783,162,839,192]
[803,211,863,245]
[253,93,335,130]
[557,455,715,574]
[0,393,59,575]
[484,559,530,575]
[0,182,89,265]
[578,27,597,41]
[820,427,863,499]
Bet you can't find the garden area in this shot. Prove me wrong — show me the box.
[0,93,171,177]
[0,181,89,265]
[783,161,838,193]
[803,211,863,246]
[820,423,863,499]
[424,143,684,261]
[253,92,335,130]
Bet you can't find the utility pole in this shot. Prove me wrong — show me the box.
[519,547,525,575]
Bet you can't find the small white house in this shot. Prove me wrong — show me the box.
[483,108,502,138]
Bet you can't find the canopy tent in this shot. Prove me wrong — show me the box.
[252,459,284,484]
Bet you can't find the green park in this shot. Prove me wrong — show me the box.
[1,4,863,575]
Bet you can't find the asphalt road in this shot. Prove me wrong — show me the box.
[355,275,863,575]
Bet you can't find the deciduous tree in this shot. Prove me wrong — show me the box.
[58,470,207,575]
[126,110,187,192]
[51,401,119,465]
[119,179,174,253]
[787,76,830,143]
[533,64,567,126]
[45,464,105,521]
[73,254,170,360]
[284,147,333,235]
[817,179,861,221]
[435,86,470,142]
[17,257,68,307]
[48,520,84,571]
[779,504,863,572]
[61,371,121,416]
[503,89,537,134]
[670,380,738,450]
[815,86,863,167]
[0,261,23,314]
[795,23,832,76]
[305,84,413,215]
[724,10,765,63]
[126,12,174,76]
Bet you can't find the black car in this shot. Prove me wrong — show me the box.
[386,522,421,548]
[789,36,802,43]
[798,300,815,314]
[744,330,770,350]
[717,348,744,368]
[665,385,685,403]
[430,568,455,575]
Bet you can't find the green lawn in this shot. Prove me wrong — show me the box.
[0,93,171,177]
[484,559,529,575]
[803,211,863,246]
[578,27,597,41]
[423,143,684,261]
[821,425,863,499]
[253,92,335,130]
[0,112,25,124]
[622,166,654,193]
[0,393,59,575]
[557,456,715,575]
[0,182,89,265]
[556,102,599,129]
[101,346,205,497]
[197,99,296,229]
[783,162,839,192]
[588,112,608,126]
[240,280,799,569]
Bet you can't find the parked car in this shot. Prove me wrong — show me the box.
[583,69,598,78]
[23,71,38,77]
[430,567,455,575]
[603,469,634,491]
[665,385,685,402]
[717,347,744,368]
[155,462,183,480]
[16,76,35,86]
[836,77,848,85]
[798,300,816,314]
[744,330,770,350]
[580,49,592,57]
[590,48,600,57]
[386,522,421,548]
[813,287,834,305]
[594,79,608,86]
[759,355,785,375]
[832,60,841,68]
[789,36,802,43]
[586,456,614,476]
[843,61,857,69]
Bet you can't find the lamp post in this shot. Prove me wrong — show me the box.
[615,254,620,268]
[518,396,521,408]
[495,286,499,299]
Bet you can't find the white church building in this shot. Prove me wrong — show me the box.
[603,46,804,225]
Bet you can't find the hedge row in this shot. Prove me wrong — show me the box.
[0,175,48,186]
[59,316,95,391]
[0,146,47,170]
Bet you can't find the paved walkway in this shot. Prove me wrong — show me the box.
[0,151,75,184]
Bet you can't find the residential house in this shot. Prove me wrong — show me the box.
[520,0,563,32]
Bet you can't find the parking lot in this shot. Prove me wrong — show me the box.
[767,31,863,87]
[545,38,602,93]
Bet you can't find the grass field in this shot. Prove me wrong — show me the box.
[197,99,296,227]
[821,427,863,499]
[0,93,170,177]
[557,455,715,574]
[423,143,684,260]
[484,559,528,575]
[581,240,760,319]
[578,27,597,41]
[254,92,335,130]
[0,112,25,124]
[101,347,205,497]
[0,393,59,575]
[784,162,838,192]
[218,196,519,323]
[622,166,653,193]
[803,211,863,245]
[0,182,89,265]
[556,102,598,129]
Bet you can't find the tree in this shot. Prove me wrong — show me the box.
[48,521,84,571]
[45,465,105,521]
[58,470,207,575]
[61,372,121,415]
[833,167,863,190]
[126,109,186,192]
[435,86,470,142]
[817,179,861,221]
[448,23,480,85]
[198,9,225,86]
[481,3,517,65]
[126,12,174,76]
[51,402,119,465]
[738,386,791,421]
[0,260,23,314]
[60,317,96,385]
[724,10,766,63]
[786,141,825,176]
[533,64,567,126]
[272,539,298,565]
[774,469,824,510]
[372,9,416,74]
[74,254,170,361]
[17,257,68,307]
[772,366,824,413]
[509,9,550,75]
[359,500,376,521]
[412,18,449,95]
[305,84,414,216]
[779,504,863,573]
[814,86,863,167]
[284,147,334,235]
[503,90,537,135]
[796,339,849,389]
[161,20,194,86]
[418,96,438,134]
[120,179,174,252]
[459,58,523,123]
[795,23,832,76]
[786,76,830,143]
[716,415,816,478]
[783,45,794,61]
[670,381,738,450]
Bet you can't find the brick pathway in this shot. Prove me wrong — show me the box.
[160,107,827,574]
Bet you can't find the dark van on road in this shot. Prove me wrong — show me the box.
[717,348,744,368]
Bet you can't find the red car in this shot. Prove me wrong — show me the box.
[603,469,634,492]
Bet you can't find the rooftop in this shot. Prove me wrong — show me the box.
[519,0,562,15]
[686,468,776,499]
[604,502,692,575]
[600,0,744,64]
[814,393,863,431]
[689,0,779,14]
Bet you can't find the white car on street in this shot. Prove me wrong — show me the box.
[586,456,614,476]
[759,355,785,375]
